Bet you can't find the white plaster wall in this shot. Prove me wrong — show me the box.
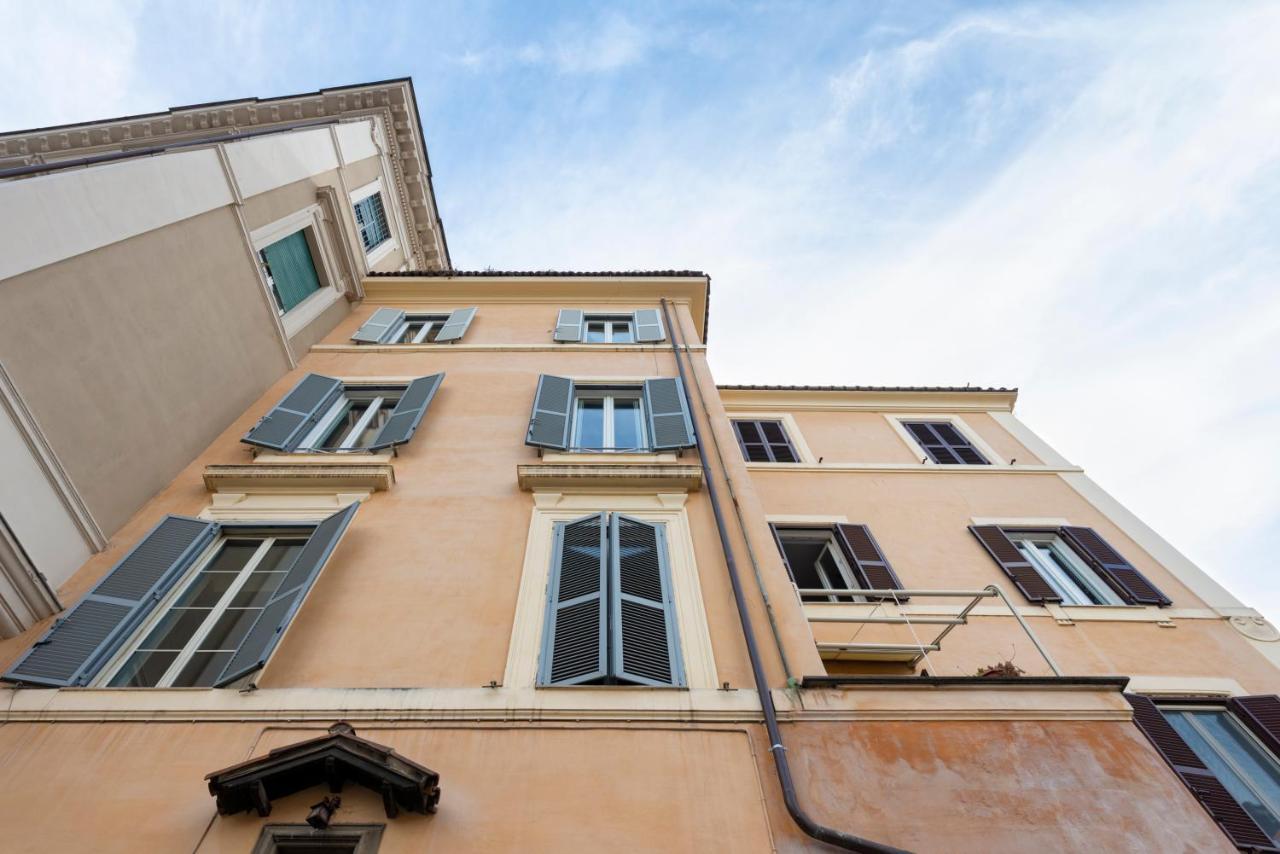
[223,126,340,198]
[335,119,378,164]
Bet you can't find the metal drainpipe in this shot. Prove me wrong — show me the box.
[659,299,911,854]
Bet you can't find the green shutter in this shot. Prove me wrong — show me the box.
[367,374,445,451]
[610,515,683,686]
[261,230,322,313]
[538,514,609,685]
[351,308,405,344]
[3,516,218,687]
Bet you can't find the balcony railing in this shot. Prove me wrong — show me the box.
[798,584,1063,676]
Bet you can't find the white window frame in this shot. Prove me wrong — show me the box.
[569,387,648,452]
[582,314,636,344]
[774,527,866,603]
[250,206,343,338]
[294,384,404,453]
[887,414,1006,466]
[1007,530,1124,606]
[95,531,309,688]
[349,178,398,267]
[387,312,451,345]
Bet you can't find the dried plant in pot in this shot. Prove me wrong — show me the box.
[975,660,1025,678]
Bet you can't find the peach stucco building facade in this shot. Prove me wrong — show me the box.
[1,82,1278,853]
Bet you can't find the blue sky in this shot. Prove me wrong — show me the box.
[3,1,1279,620]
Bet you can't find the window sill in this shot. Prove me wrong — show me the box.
[517,462,702,492]
[281,286,342,338]
[364,238,396,268]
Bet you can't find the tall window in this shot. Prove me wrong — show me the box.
[302,385,403,452]
[774,528,863,602]
[353,191,391,252]
[570,388,647,452]
[260,229,322,314]
[902,420,989,465]
[1006,531,1123,605]
[733,419,799,462]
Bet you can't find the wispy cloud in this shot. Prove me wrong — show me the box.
[456,12,651,74]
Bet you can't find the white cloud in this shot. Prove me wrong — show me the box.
[452,12,650,74]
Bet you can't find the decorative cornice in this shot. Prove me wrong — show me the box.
[203,463,395,493]
[517,463,703,491]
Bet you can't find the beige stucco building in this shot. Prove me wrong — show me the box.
[1,81,1278,853]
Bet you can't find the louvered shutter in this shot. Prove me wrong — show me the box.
[214,503,359,687]
[1060,527,1171,606]
[633,309,665,342]
[350,307,405,344]
[834,524,908,601]
[435,306,477,343]
[643,377,696,450]
[3,516,217,687]
[554,309,584,342]
[526,375,574,450]
[769,523,797,583]
[611,515,683,686]
[366,374,444,451]
[968,526,1062,603]
[242,374,344,452]
[538,514,609,686]
[1228,696,1280,759]
[1125,694,1274,850]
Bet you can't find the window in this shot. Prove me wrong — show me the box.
[570,388,647,452]
[733,419,799,463]
[539,513,684,687]
[970,524,1171,606]
[350,307,477,345]
[772,523,907,603]
[3,506,358,689]
[260,229,323,314]
[526,375,695,453]
[553,308,665,343]
[583,315,635,343]
[243,373,444,454]
[252,825,384,854]
[352,191,391,253]
[1005,531,1123,606]
[902,420,989,465]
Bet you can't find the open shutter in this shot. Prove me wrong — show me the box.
[1229,695,1280,759]
[243,373,344,452]
[526,375,574,450]
[633,309,665,342]
[435,306,477,343]
[366,374,444,451]
[769,523,797,584]
[968,525,1062,603]
[538,513,609,686]
[350,308,405,344]
[554,309,584,342]
[611,515,683,686]
[1060,526,1171,606]
[834,524,908,601]
[214,503,359,687]
[1125,694,1274,850]
[3,516,216,687]
[643,377,696,450]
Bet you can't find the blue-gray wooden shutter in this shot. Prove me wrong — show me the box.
[968,525,1062,603]
[350,308,405,344]
[366,374,445,451]
[214,503,359,687]
[526,374,574,450]
[2,516,217,687]
[610,515,683,686]
[643,377,696,450]
[633,309,665,343]
[242,373,344,452]
[434,306,477,343]
[538,513,609,685]
[1060,526,1171,606]
[554,309,584,342]
[834,524,908,601]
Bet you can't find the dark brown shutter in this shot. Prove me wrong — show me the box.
[1125,694,1274,850]
[834,524,908,601]
[968,526,1061,603]
[1229,695,1280,758]
[768,523,796,584]
[1060,526,1171,606]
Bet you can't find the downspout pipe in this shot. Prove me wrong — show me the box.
[659,299,910,854]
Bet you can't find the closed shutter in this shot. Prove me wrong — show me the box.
[643,377,696,450]
[633,309,665,342]
[214,503,359,686]
[538,513,609,685]
[367,374,445,451]
[1228,696,1280,759]
[526,375,574,450]
[3,516,217,687]
[834,524,908,601]
[968,525,1062,603]
[1060,526,1171,606]
[243,373,344,452]
[435,307,477,343]
[350,308,405,344]
[1125,694,1274,850]
[262,230,322,312]
[734,420,798,463]
[610,515,683,686]
[554,309,584,342]
[905,421,989,465]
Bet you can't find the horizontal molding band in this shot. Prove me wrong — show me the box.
[310,344,706,353]
[745,463,1084,474]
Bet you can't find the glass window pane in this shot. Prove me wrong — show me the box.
[108,650,178,688]
[252,541,305,574]
[199,608,262,651]
[612,323,633,343]
[173,651,236,688]
[1168,711,1280,841]
[138,607,211,651]
[585,323,606,343]
[613,399,643,450]
[399,322,424,343]
[575,399,605,449]
[174,572,239,608]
